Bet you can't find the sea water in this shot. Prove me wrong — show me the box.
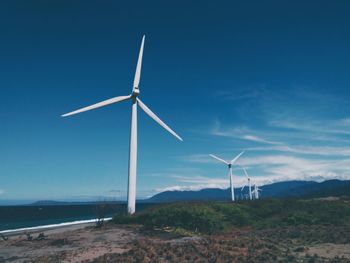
[0,203,154,232]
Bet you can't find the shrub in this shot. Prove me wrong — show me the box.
[113,199,350,235]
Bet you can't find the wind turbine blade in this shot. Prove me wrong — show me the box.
[230,151,245,164]
[209,154,229,165]
[137,98,183,141]
[133,35,145,88]
[242,167,249,178]
[62,95,132,117]
[241,185,246,191]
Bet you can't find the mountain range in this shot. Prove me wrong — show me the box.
[146,179,350,203]
[7,179,349,206]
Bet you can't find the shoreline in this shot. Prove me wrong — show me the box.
[0,217,112,237]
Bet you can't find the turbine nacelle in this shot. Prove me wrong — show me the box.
[132,88,140,97]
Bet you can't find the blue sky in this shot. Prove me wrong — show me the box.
[1,1,350,201]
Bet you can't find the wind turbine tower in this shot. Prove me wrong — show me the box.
[253,184,262,199]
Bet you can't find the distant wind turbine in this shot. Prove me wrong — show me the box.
[61,36,183,214]
[209,151,244,202]
[241,167,252,200]
[253,184,262,199]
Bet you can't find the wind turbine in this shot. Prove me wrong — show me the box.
[61,36,183,214]
[209,151,244,202]
[240,167,252,200]
[252,184,262,199]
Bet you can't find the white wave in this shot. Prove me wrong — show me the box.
[0,217,113,234]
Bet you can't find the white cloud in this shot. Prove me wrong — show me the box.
[210,121,283,145]
[208,119,350,157]
[239,155,350,183]
[156,185,220,192]
[247,145,350,157]
[270,118,350,135]
[172,152,350,193]
[241,135,282,145]
[171,116,350,194]
[155,175,231,193]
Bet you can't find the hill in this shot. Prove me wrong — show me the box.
[114,198,350,234]
[110,199,350,262]
[146,179,350,203]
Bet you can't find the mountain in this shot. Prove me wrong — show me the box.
[18,180,350,206]
[146,179,350,203]
[285,179,350,197]
[146,188,232,203]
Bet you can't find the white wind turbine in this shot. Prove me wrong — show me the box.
[253,184,262,199]
[241,167,252,200]
[209,151,244,202]
[61,36,183,214]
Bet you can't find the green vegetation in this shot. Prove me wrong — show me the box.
[94,199,350,262]
[114,199,350,234]
[22,200,350,263]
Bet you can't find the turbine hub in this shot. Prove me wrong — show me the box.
[228,164,232,168]
[132,87,140,97]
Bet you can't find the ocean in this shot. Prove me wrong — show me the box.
[0,203,154,232]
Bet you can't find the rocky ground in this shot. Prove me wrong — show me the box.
[0,224,137,263]
[1,223,349,262]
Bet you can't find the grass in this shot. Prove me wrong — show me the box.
[113,198,350,234]
[93,199,350,262]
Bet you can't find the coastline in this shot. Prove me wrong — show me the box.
[0,217,112,237]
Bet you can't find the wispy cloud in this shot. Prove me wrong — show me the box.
[210,118,350,146]
[215,85,267,102]
[208,118,350,157]
[211,121,282,145]
[247,145,350,157]
[239,155,350,183]
[241,135,282,145]
[269,118,350,135]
